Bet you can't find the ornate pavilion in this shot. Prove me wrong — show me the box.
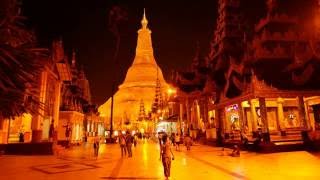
[175,0,320,150]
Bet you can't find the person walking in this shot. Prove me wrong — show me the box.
[174,133,180,151]
[161,134,174,180]
[49,120,55,142]
[125,131,133,157]
[119,134,127,157]
[184,134,192,151]
[158,133,163,160]
[170,133,175,146]
[93,135,100,159]
[133,134,138,147]
[65,124,72,148]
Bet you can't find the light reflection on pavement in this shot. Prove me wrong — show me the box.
[0,140,320,180]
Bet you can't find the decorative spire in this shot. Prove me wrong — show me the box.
[152,72,163,113]
[141,8,148,29]
[138,99,146,121]
[133,8,154,62]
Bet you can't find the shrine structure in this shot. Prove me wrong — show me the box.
[98,10,169,133]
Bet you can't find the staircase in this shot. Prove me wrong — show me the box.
[271,130,303,145]
[267,129,305,152]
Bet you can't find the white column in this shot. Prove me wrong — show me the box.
[53,81,61,127]
[304,100,311,130]
[32,71,48,142]
[297,96,307,128]
[186,98,190,134]
[259,97,269,133]
[179,103,183,134]
[277,98,285,131]
[250,99,258,131]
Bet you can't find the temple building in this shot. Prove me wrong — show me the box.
[0,39,98,146]
[206,0,320,149]
[173,0,320,150]
[174,43,214,139]
[98,10,169,132]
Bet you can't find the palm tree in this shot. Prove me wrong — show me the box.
[0,0,46,119]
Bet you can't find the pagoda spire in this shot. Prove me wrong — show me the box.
[134,8,154,59]
[141,8,148,29]
[152,68,163,113]
[138,99,146,121]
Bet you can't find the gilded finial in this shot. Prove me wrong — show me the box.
[141,8,148,29]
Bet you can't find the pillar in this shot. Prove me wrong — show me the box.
[297,96,307,129]
[259,97,270,142]
[238,102,245,132]
[277,98,285,133]
[203,97,209,124]
[179,103,183,134]
[32,71,48,142]
[1,119,9,144]
[250,99,258,131]
[304,100,311,130]
[53,81,61,140]
[186,98,190,135]
[195,100,201,130]
[242,101,252,133]
[216,109,223,146]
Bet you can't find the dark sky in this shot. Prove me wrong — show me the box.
[22,0,309,105]
[22,0,218,105]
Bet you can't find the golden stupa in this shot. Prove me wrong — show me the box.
[99,10,168,130]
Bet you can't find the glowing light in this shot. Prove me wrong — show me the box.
[121,130,126,135]
[114,130,119,136]
[132,130,136,135]
[140,128,145,133]
[100,113,106,117]
[167,87,177,96]
[226,104,239,112]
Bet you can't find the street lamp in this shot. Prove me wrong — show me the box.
[167,87,177,97]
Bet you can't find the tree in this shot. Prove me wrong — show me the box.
[0,0,46,119]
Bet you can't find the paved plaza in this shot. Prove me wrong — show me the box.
[1,140,320,180]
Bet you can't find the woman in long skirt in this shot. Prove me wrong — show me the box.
[161,134,174,180]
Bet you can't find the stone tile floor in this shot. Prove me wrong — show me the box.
[1,139,320,180]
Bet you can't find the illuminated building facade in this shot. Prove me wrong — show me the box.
[0,39,96,145]
[173,0,320,150]
[207,0,320,148]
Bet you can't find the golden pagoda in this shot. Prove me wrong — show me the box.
[99,9,168,131]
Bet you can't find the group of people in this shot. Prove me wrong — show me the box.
[118,131,137,157]
[92,131,139,159]
[169,133,193,151]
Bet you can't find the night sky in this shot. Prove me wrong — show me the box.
[21,0,308,105]
[22,0,218,105]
